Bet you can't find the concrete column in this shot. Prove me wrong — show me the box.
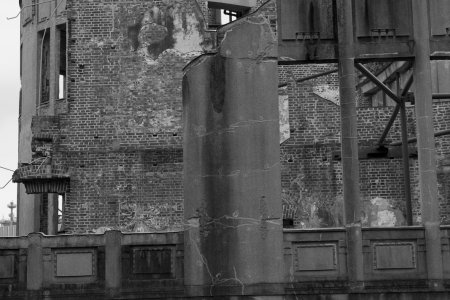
[183,17,284,297]
[105,230,122,296]
[411,0,443,288]
[336,0,364,285]
[27,233,43,291]
[47,194,59,235]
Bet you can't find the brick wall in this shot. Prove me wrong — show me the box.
[55,0,213,233]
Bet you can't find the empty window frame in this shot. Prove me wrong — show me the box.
[207,1,250,29]
[58,194,65,232]
[57,25,67,100]
[38,24,67,105]
[38,29,51,104]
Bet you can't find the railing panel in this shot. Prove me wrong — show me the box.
[284,229,347,281]
[362,227,427,281]
[43,247,101,286]
[440,227,450,277]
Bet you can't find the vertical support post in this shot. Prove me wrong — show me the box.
[412,0,443,288]
[183,17,283,297]
[47,194,59,235]
[105,230,122,296]
[397,74,413,226]
[337,0,363,285]
[27,233,43,291]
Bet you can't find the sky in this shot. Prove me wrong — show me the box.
[0,1,20,220]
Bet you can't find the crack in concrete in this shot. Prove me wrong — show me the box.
[193,119,278,138]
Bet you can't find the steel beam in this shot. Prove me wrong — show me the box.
[278,68,338,88]
[412,0,443,287]
[377,105,401,146]
[355,63,401,104]
[397,73,413,226]
[377,74,414,146]
[432,93,450,99]
[390,129,450,146]
[337,0,363,285]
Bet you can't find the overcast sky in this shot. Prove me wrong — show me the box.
[0,1,20,220]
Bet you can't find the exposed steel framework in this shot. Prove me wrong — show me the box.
[277,0,450,288]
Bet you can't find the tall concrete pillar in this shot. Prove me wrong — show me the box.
[337,0,364,285]
[412,0,443,288]
[47,194,59,235]
[183,16,284,297]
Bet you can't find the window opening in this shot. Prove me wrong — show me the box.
[20,44,23,79]
[39,193,49,233]
[58,26,67,100]
[222,9,240,23]
[39,30,50,104]
[58,194,65,232]
[207,1,250,29]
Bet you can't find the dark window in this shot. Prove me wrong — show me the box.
[58,25,67,100]
[38,29,50,104]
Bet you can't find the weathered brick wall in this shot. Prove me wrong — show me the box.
[58,0,212,233]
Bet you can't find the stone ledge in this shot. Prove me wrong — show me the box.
[12,164,70,194]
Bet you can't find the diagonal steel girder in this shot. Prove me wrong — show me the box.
[376,73,414,146]
[355,63,402,104]
[355,62,414,146]
[355,64,414,225]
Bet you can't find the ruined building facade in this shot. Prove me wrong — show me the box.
[15,0,276,235]
[14,0,450,236]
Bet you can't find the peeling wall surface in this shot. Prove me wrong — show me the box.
[183,14,283,294]
[59,0,214,233]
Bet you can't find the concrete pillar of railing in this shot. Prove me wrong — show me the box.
[336,0,364,288]
[105,230,122,297]
[27,233,43,291]
[411,0,444,290]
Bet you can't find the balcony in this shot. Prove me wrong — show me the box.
[12,163,70,194]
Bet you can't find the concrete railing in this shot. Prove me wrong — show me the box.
[2,227,450,298]
[282,226,445,294]
[0,230,184,299]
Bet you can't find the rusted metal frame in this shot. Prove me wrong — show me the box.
[412,0,443,286]
[396,73,413,226]
[355,63,401,104]
[337,0,363,285]
[278,68,339,88]
[390,129,450,146]
[376,74,414,146]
